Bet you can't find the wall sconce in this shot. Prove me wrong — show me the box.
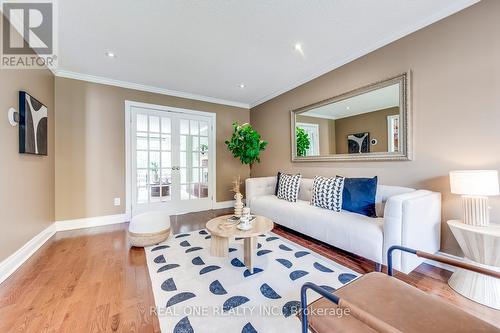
[8,107,19,126]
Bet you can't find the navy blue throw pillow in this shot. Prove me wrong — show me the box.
[274,172,282,196]
[342,176,378,217]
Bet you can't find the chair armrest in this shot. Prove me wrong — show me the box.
[388,245,500,279]
[383,190,441,274]
[245,176,277,208]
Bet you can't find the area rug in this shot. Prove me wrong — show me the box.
[145,229,359,333]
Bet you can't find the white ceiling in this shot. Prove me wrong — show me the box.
[304,83,400,120]
[56,0,479,108]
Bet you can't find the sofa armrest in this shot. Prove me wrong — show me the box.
[245,177,277,208]
[382,190,441,274]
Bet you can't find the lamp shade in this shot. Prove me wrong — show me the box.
[449,170,499,196]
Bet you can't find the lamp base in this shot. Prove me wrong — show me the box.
[462,196,489,227]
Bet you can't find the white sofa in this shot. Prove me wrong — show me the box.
[246,176,441,274]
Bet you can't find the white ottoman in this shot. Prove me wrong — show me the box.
[128,211,171,247]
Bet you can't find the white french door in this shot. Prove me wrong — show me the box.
[129,103,215,216]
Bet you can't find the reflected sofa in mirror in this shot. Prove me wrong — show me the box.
[291,73,411,161]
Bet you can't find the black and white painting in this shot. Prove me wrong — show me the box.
[347,132,370,154]
[19,91,48,155]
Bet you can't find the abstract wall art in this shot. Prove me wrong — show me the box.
[347,132,370,154]
[19,91,48,155]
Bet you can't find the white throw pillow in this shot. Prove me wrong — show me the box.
[310,176,345,211]
[277,173,302,202]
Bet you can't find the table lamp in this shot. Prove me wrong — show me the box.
[449,170,499,226]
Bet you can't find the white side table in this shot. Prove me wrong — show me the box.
[447,220,500,310]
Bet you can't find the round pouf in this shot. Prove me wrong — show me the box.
[128,211,171,247]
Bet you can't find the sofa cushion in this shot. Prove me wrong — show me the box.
[311,176,344,211]
[277,173,302,202]
[274,172,282,196]
[342,177,378,217]
[250,194,384,264]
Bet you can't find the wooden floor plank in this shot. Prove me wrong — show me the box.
[0,208,498,332]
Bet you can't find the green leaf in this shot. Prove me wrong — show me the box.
[224,122,268,165]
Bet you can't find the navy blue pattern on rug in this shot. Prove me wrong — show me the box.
[145,228,359,332]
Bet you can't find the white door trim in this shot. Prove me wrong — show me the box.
[125,100,217,217]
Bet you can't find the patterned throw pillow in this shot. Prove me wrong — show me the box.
[311,176,345,211]
[277,173,302,202]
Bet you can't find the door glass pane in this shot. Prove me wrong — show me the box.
[150,186,161,202]
[180,135,187,151]
[199,136,208,149]
[161,169,171,185]
[137,151,148,168]
[137,187,148,204]
[150,151,160,168]
[191,136,199,151]
[161,152,171,168]
[192,152,199,167]
[200,121,208,136]
[160,168,171,202]
[180,168,187,183]
[190,184,199,198]
[199,183,208,198]
[201,168,209,183]
[161,186,171,202]
[161,117,171,133]
[149,133,160,150]
[180,184,189,200]
[137,169,148,187]
[180,119,189,134]
[137,114,148,132]
[149,116,160,133]
[180,152,187,167]
[161,134,171,151]
[137,132,148,150]
[201,153,208,168]
[191,168,199,183]
[190,120,199,135]
[149,169,160,186]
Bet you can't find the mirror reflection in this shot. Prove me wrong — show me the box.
[293,75,407,161]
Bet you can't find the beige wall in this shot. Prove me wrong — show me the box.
[55,78,249,221]
[0,24,55,262]
[335,107,399,154]
[250,0,500,256]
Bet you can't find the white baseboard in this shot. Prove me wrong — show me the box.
[55,213,130,232]
[0,224,57,285]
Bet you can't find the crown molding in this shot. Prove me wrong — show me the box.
[54,70,251,109]
[248,0,480,108]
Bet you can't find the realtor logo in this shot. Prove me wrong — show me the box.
[1,1,57,69]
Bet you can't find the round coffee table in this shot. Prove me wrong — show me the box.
[206,215,273,272]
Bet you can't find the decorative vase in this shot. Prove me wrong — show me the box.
[234,193,244,217]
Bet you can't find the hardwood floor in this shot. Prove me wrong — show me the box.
[0,208,498,332]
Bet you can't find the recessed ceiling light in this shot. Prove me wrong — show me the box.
[238,83,246,89]
[105,51,116,58]
[293,43,303,52]
[346,106,350,110]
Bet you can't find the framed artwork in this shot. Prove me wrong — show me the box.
[347,132,370,154]
[19,91,48,155]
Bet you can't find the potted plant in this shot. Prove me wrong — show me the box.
[296,127,311,157]
[225,122,268,166]
[225,122,268,216]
